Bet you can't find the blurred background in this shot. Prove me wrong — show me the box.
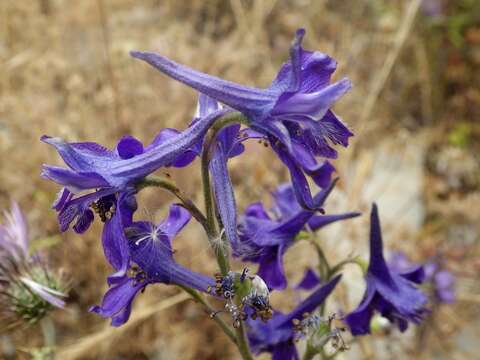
[0,0,479,359]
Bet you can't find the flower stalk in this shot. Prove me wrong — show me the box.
[200,112,249,275]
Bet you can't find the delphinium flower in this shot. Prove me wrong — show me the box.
[0,202,67,329]
[90,202,215,326]
[389,252,456,304]
[130,28,353,210]
[234,181,360,290]
[345,204,428,335]
[247,275,342,360]
[42,100,230,235]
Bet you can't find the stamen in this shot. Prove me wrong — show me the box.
[91,196,116,222]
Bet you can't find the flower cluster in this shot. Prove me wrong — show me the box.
[389,251,456,305]
[40,28,439,359]
[0,202,67,328]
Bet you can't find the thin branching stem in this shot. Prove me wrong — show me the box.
[136,176,208,231]
[179,286,237,344]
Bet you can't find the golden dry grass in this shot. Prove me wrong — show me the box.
[1,0,479,359]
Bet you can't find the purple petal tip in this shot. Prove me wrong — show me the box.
[296,28,306,38]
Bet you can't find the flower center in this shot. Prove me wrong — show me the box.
[91,196,116,222]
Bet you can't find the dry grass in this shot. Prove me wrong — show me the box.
[1,0,479,359]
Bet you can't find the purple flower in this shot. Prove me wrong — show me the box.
[390,252,456,304]
[234,181,359,290]
[247,275,342,360]
[345,204,428,336]
[0,202,28,261]
[130,28,353,210]
[0,202,67,320]
[42,105,229,233]
[425,263,456,304]
[91,203,214,326]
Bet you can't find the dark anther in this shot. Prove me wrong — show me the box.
[240,268,249,282]
[91,195,116,222]
[213,272,236,299]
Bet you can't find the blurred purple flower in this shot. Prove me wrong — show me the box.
[421,0,444,17]
[0,202,28,261]
[247,275,341,360]
[345,204,428,336]
[234,181,359,290]
[131,28,353,210]
[91,203,214,326]
[42,105,229,233]
[0,202,66,314]
[389,252,456,304]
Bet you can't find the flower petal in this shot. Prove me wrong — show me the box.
[257,245,287,290]
[116,135,144,159]
[210,140,239,248]
[345,281,377,335]
[271,341,299,360]
[272,78,352,121]
[307,212,361,231]
[367,203,393,282]
[102,194,132,280]
[294,268,321,290]
[130,51,274,117]
[157,204,191,242]
[41,165,110,191]
[90,276,146,327]
[276,275,342,327]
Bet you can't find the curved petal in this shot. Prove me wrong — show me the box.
[57,188,114,233]
[130,51,274,117]
[271,183,299,219]
[272,78,352,121]
[271,145,320,210]
[52,187,73,211]
[277,275,342,327]
[90,276,146,327]
[210,141,239,248]
[308,212,361,231]
[102,194,131,280]
[41,165,110,191]
[244,202,271,220]
[147,128,200,168]
[73,208,94,234]
[272,341,299,360]
[399,265,425,285]
[294,268,321,290]
[367,203,393,282]
[196,93,222,118]
[41,136,116,172]
[345,281,377,336]
[43,108,230,190]
[257,246,287,290]
[116,135,144,159]
[157,204,191,242]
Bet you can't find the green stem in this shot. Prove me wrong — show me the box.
[311,240,331,317]
[179,286,237,344]
[181,286,255,360]
[235,321,255,360]
[302,344,318,360]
